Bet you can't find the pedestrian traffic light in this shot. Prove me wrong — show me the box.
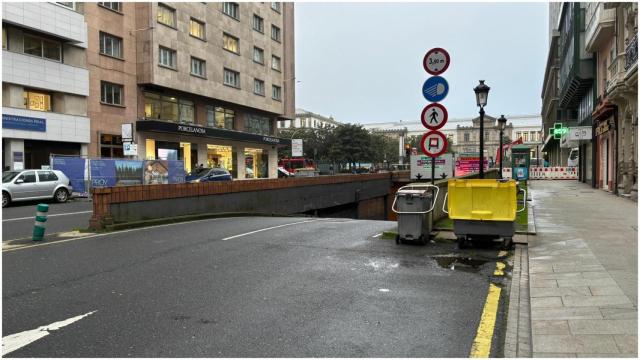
[405,144,411,157]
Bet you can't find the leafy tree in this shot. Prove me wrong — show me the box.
[327,124,371,169]
[369,133,399,165]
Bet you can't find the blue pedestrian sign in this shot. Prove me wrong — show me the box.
[422,76,449,103]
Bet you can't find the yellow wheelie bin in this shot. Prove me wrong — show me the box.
[442,178,525,249]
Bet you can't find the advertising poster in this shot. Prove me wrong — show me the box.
[143,160,169,185]
[168,160,186,184]
[455,153,489,176]
[90,159,117,187]
[52,156,87,194]
[115,160,143,186]
[410,154,453,180]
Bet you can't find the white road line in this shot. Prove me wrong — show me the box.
[372,233,382,238]
[2,311,97,356]
[3,210,93,222]
[222,219,321,241]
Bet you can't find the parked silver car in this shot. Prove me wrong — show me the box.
[2,169,73,207]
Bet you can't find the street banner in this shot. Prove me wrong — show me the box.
[455,153,488,176]
[411,154,453,180]
[51,156,87,194]
[90,159,117,187]
[143,160,169,185]
[168,160,186,184]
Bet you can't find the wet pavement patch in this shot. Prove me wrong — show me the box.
[431,255,489,273]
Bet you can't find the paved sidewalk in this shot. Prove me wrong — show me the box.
[528,180,637,357]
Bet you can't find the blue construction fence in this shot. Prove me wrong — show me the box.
[51,156,186,197]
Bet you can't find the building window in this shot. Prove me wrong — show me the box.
[189,18,206,40]
[144,92,178,121]
[23,34,61,61]
[271,25,281,42]
[271,2,281,13]
[99,32,123,58]
[464,132,470,142]
[222,2,239,20]
[252,14,264,33]
[98,2,122,12]
[522,132,529,142]
[206,106,234,129]
[2,27,7,50]
[272,85,282,101]
[56,2,75,10]
[246,114,272,135]
[190,57,206,78]
[254,79,265,96]
[253,46,264,64]
[100,134,124,158]
[223,68,240,88]
[23,90,51,112]
[157,3,176,28]
[223,33,239,54]
[158,46,176,68]
[271,55,281,71]
[179,99,195,124]
[100,81,123,106]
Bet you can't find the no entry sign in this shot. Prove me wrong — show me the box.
[421,103,448,130]
[423,48,450,75]
[420,131,448,158]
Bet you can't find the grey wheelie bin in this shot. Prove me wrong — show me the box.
[391,184,439,245]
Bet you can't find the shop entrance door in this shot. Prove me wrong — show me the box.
[601,137,609,190]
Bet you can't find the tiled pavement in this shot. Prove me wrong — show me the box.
[528,180,637,357]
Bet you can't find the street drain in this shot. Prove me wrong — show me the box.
[432,256,488,273]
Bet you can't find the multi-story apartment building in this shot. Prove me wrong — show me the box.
[277,108,341,129]
[82,2,295,179]
[588,2,637,199]
[545,2,637,199]
[2,2,90,170]
[543,3,596,185]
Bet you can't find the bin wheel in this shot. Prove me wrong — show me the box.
[502,237,514,250]
[457,236,468,249]
[395,235,401,245]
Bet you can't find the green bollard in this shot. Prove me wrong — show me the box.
[32,203,49,241]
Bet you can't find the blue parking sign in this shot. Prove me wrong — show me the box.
[422,76,449,103]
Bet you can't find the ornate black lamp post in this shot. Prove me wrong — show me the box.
[497,115,507,178]
[473,80,490,179]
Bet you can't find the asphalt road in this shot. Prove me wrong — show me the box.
[1,199,93,241]
[3,216,507,357]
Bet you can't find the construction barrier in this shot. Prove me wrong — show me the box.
[502,167,578,180]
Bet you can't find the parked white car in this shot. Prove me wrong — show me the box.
[2,170,73,207]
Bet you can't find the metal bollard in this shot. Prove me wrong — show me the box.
[32,203,49,241]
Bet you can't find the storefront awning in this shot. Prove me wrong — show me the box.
[540,134,558,153]
[136,120,292,147]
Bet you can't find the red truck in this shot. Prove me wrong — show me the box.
[278,157,316,174]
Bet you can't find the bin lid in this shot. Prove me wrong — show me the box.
[397,189,431,197]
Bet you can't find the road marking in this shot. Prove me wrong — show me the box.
[372,233,382,238]
[221,219,321,241]
[3,210,93,222]
[2,311,97,356]
[469,282,502,358]
[493,262,506,276]
[379,288,390,292]
[2,217,231,253]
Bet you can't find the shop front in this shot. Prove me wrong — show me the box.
[592,101,617,192]
[136,120,290,179]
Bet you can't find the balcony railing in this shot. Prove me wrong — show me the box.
[606,53,626,94]
[625,33,638,71]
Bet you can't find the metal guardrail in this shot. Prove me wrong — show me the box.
[625,33,638,71]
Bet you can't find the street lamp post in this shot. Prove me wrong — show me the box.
[473,80,490,179]
[497,115,507,178]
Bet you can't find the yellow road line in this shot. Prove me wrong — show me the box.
[494,262,505,276]
[469,282,502,358]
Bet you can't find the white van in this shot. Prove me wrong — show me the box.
[568,148,579,167]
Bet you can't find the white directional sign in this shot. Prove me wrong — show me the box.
[421,103,448,130]
[420,131,448,158]
[410,154,454,180]
[423,47,450,76]
[292,139,303,157]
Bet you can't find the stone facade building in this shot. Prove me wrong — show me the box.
[2,2,90,170]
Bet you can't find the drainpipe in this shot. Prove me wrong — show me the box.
[614,108,619,195]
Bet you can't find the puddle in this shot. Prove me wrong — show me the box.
[431,255,489,273]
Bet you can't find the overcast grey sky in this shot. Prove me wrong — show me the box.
[294,2,549,124]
